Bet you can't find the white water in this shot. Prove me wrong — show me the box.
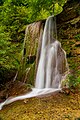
[0,16,68,110]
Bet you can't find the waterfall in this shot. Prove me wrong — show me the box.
[35,16,67,89]
[0,16,68,110]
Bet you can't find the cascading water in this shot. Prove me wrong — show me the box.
[35,16,68,89]
[0,16,68,110]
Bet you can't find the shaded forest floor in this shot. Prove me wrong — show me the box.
[0,85,80,120]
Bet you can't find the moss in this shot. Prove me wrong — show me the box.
[74,34,80,41]
[26,62,36,86]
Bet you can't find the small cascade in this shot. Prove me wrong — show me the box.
[0,16,69,110]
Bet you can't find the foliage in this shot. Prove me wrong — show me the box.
[61,72,80,90]
[67,74,80,89]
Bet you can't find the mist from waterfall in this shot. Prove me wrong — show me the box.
[0,16,68,110]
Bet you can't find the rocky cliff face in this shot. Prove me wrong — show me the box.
[57,0,80,76]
